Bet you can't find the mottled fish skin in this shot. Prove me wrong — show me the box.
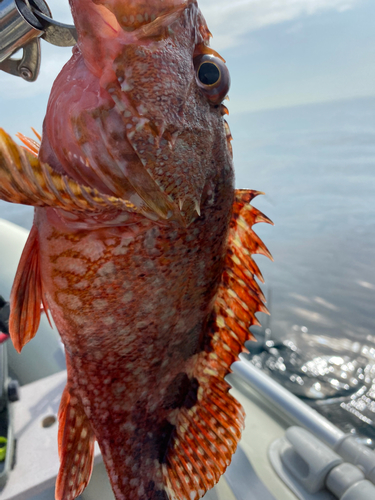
[0,1,273,499]
[40,0,221,223]
[36,165,233,499]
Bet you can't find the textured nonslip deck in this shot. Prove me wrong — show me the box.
[0,371,101,500]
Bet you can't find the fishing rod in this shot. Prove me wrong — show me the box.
[0,0,76,82]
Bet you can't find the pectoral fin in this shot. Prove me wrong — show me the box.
[0,129,155,218]
[162,190,273,499]
[9,225,50,352]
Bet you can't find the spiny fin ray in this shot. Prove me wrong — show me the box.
[0,129,160,219]
[16,132,40,157]
[163,189,272,499]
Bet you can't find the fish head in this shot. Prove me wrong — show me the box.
[40,0,232,223]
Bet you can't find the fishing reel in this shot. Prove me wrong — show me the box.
[0,0,76,82]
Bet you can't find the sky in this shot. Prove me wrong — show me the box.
[0,0,374,135]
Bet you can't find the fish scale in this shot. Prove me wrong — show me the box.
[36,178,233,500]
[0,0,272,499]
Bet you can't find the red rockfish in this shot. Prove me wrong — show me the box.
[0,0,272,499]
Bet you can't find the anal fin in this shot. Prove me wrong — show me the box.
[162,189,272,500]
[9,225,50,352]
[56,384,96,500]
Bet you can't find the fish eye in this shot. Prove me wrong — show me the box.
[194,54,230,105]
[198,61,221,86]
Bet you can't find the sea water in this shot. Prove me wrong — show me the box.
[231,95,375,442]
[232,95,375,344]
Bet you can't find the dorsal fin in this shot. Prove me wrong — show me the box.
[162,189,273,499]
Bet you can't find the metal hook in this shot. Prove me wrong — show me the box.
[30,5,77,47]
[0,0,76,82]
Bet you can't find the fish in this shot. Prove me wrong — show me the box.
[0,0,272,499]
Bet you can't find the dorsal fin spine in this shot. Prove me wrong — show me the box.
[161,189,272,499]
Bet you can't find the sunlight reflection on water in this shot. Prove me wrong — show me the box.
[231,96,375,348]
